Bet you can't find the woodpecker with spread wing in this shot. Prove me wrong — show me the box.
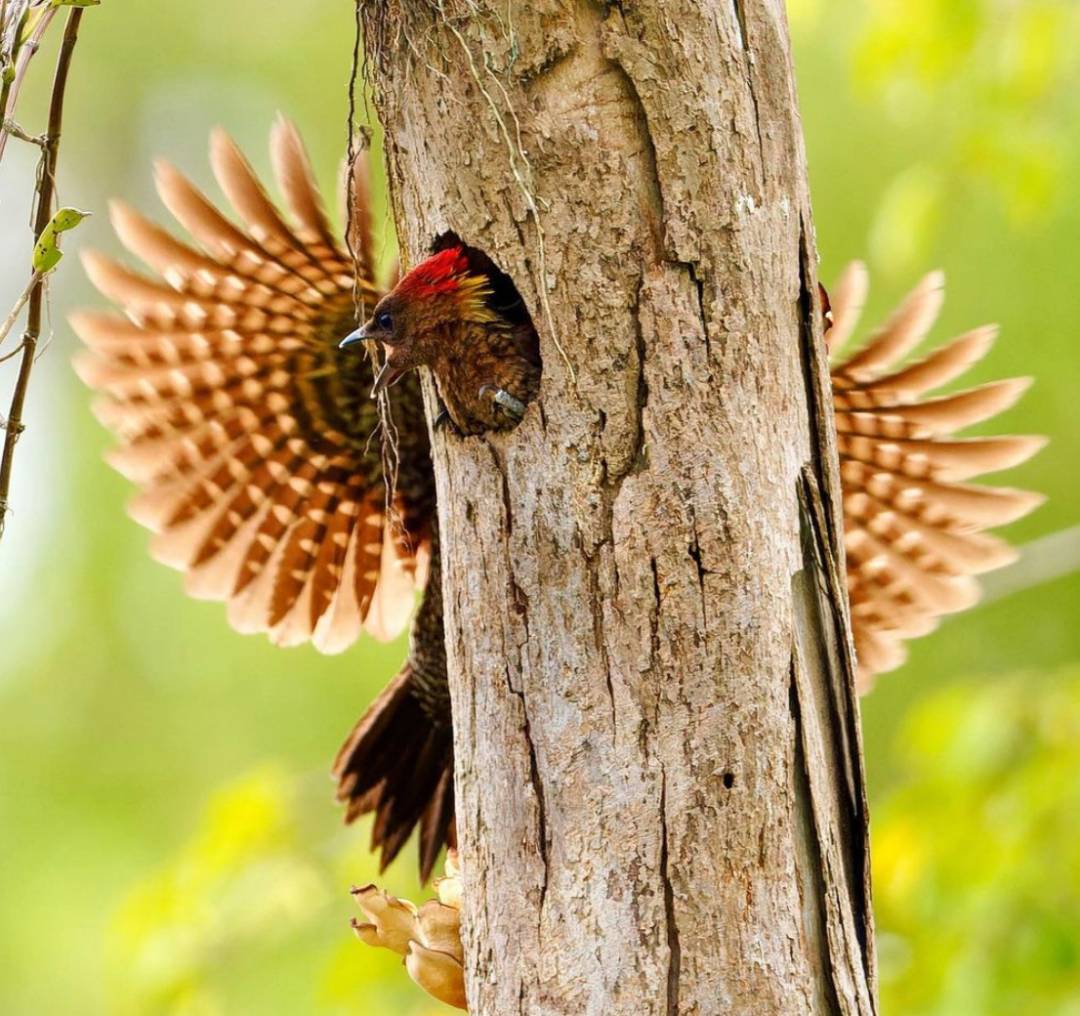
[73,120,1044,883]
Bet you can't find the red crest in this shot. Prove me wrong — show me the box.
[396,246,470,299]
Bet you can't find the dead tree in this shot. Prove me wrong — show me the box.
[360,2,876,1012]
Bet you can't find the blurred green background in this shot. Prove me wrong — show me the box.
[0,1,1077,1013]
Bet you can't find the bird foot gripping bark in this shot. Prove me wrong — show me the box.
[351,851,467,1010]
[433,405,461,436]
[433,386,526,436]
[478,383,526,423]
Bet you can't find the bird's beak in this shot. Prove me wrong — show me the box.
[340,324,406,396]
[371,359,407,396]
[339,325,367,350]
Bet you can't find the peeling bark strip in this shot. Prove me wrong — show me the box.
[360,1,876,1012]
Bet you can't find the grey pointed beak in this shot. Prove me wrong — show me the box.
[339,325,368,350]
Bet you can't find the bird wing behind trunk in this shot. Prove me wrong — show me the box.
[73,122,1045,879]
[826,263,1044,688]
[73,117,435,654]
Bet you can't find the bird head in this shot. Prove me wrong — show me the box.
[340,245,496,395]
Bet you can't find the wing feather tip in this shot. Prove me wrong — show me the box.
[923,268,946,291]
[76,120,432,658]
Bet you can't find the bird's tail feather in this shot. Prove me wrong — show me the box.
[333,661,456,883]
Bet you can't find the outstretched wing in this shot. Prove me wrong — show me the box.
[827,263,1045,688]
[73,117,434,653]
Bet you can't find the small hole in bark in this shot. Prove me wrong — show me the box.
[722,772,735,789]
[429,230,542,431]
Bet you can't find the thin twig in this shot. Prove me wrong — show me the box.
[0,8,83,539]
[0,2,55,165]
[980,525,1080,605]
[0,269,40,346]
[0,0,10,64]
[344,0,364,311]
[0,338,26,366]
[350,1,407,549]
[0,0,20,136]
[2,115,44,146]
[434,2,574,381]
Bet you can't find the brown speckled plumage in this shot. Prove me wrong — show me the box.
[75,124,1042,880]
[353,235,542,436]
[427,317,541,435]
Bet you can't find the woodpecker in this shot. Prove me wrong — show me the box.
[74,119,1044,882]
[341,240,542,435]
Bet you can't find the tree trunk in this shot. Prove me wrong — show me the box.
[361,2,876,1012]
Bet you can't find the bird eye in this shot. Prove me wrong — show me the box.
[377,311,393,331]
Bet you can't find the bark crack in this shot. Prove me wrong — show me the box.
[789,658,845,1016]
[631,274,651,469]
[793,481,878,1012]
[672,260,711,361]
[660,769,681,1016]
[648,555,661,676]
[729,0,766,182]
[795,215,840,553]
[505,662,550,912]
[585,541,619,732]
[491,443,533,643]
[688,509,709,630]
[489,441,548,920]
[730,0,747,50]
[797,469,874,970]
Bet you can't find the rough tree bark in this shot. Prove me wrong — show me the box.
[361,2,876,1012]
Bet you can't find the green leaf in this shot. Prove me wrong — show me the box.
[31,206,91,274]
[51,0,101,6]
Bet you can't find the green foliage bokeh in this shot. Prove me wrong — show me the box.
[0,1,1077,1012]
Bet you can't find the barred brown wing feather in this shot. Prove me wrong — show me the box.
[837,433,1044,483]
[270,116,340,252]
[831,269,944,381]
[827,263,1045,689]
[72,119,432,654]
[866,326,997,396]
[824,260,869,354]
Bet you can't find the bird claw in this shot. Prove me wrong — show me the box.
[479,385,526,422]
[432,407,460,435]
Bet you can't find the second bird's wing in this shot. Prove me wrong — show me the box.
[74,117,434,653]
[827,263,1045,688]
